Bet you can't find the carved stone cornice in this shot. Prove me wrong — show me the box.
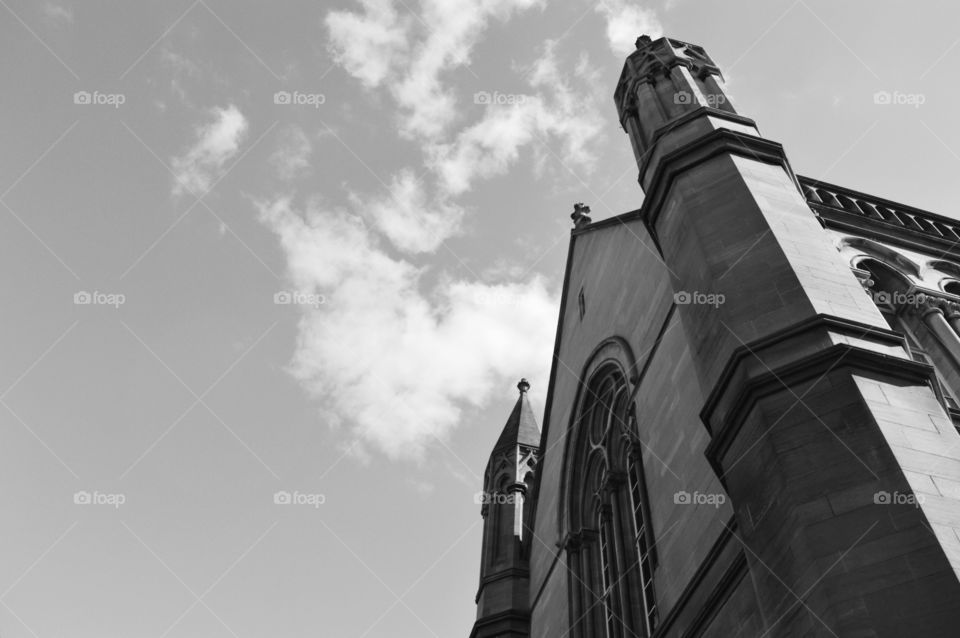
[803,176,960,255]
[886,288,960,318]
[921,301,945,318]
[702,316,908,430]
[701,315,934,485]
[637,128,798,246]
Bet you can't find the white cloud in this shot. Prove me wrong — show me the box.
[326,0,411,88]
[42,2,73,25]
[271,125,313,182]
[352,170,464,253]
[429,42,602,196]
[328,0,544,139]
[264,4,610,460]
[171,105,249,197]
[335,41,602,255]
[429,101,535,197]
[596,0,662,55]
[257,197,556,459]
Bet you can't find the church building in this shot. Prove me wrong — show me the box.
[469,35,960,637]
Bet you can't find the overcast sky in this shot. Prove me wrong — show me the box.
[1,1,959,636]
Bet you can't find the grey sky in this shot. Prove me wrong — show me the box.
[0,0,958,636]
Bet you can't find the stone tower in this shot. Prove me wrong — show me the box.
[611,34,960,634]
[471,34,960,638]
[469,379,540,638]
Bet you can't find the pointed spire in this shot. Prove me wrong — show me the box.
[494,378,541,451]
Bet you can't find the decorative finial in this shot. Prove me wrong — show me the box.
[571,202,592,229]
[635,35,653,49]
[517,378,530,394]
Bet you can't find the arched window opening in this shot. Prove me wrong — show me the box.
[566,364,658,638]
[860,259,911,324]
[944,280,960,297]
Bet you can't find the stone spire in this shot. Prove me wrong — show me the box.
[469,379,541,638]
[493,378,541,451]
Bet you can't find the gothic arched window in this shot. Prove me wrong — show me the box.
[565,363,658,638]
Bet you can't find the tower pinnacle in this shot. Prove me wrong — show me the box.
[614,35,738,192]
[470,379,541,638]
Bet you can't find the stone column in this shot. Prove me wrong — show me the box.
[564,535,583,638]
[919,298,960,368]
[582,532,604,638]
[945,302,960,337]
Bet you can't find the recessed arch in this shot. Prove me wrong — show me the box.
[944,280,960,297]
[856,257,913,294]
[927,260,960,279]
[557,336,659,636]
[839,236,921,280]
[559,337,637,535]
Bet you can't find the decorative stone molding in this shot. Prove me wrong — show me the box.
[805,176,960,253]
